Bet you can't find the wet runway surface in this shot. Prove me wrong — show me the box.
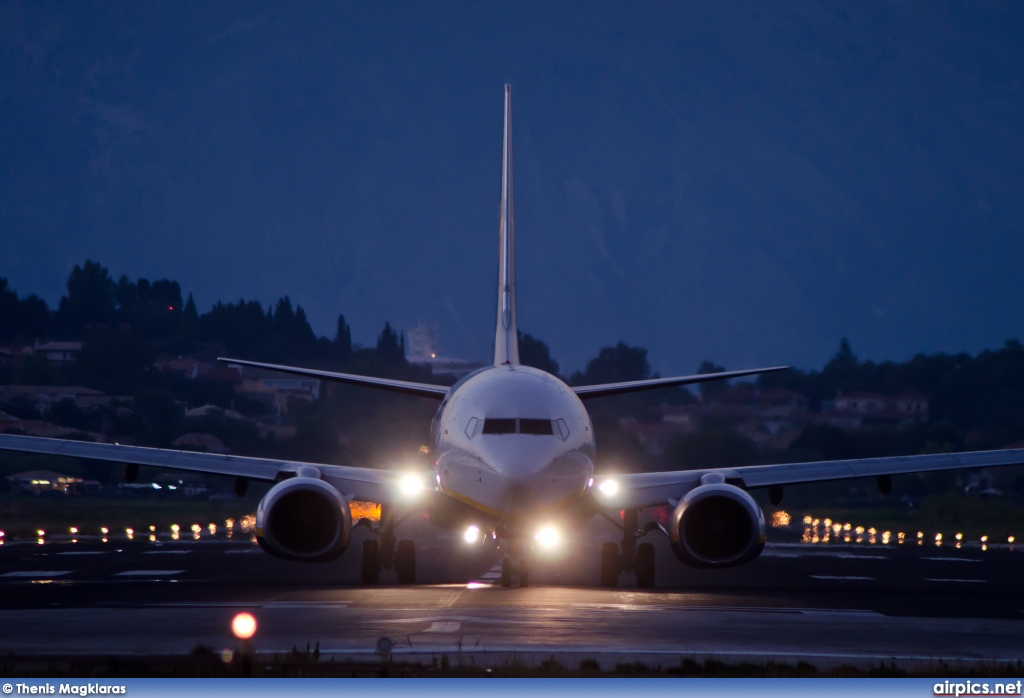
[2,522,1023,667]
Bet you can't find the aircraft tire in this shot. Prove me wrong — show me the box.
[500,558,512,588]
[600,542,619,587]
[362,539,380,585]
[395,539,416,584]
[519,556,529,588]
[635,542,655,588]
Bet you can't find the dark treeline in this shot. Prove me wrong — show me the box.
[3,261,1024,499]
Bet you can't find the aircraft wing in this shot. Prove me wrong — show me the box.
[0,433,405,503]
[605,447,1024,509]
[219,357,451,400]
[572,366,789,399]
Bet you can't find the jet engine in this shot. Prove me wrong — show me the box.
[669,480,765,568]
[255,474,352,562]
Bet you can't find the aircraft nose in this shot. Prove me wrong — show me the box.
[498,451,593,512]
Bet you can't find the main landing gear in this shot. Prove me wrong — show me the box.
[600,507,658,589]
[360,505,417,585]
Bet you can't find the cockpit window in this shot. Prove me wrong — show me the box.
[479,418,556,436]
[482,418,517,434]
[519,419,554,435]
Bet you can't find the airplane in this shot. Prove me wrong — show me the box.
[2,84,1024,588]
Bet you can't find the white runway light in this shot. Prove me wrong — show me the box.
[463,525,480,544]
[598,479,619,497]
[399,473,424,498]
[536,525,560,549]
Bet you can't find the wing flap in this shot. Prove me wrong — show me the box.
[610,447,1024,509]
[0,433,400,502]
[573,366,789,399]
[219,358,450,400]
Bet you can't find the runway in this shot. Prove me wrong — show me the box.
[2,521,1022,668]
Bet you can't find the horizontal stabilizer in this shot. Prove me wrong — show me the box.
[219,358,450,400]
[572,366,789,400]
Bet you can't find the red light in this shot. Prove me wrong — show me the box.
[168,305,174,311]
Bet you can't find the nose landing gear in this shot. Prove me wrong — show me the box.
[500,555,530,587]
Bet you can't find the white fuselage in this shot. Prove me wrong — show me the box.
[431,365,596,523]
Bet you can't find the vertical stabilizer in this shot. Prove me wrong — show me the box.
[494,84,519,365]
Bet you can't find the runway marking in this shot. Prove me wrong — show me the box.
[923,557,981,563]
[142,550,192,555]
[263,602,350,609]
[113,570,184,577]
[566,603,880,617]
[225,549,261,554]
[55,551,107,556]
[424,621,461,633]
[925,578,986,583]
[762,550,888,560]
[1,570,72,578]
[810,575,875,581]
[471,564,503,585]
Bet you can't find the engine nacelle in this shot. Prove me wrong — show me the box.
[256,476,352,562]
[669,482,765,568]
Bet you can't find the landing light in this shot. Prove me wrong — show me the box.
[535,526,560,550]
[399,473,425,498]
[463,525,480,544]
[232,612,257,640]
[598,479,619,497]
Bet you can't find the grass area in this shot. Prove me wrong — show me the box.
[3,648,1023,678]
[0,493,260,539]
[793,493,1024,541]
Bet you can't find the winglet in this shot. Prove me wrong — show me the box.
[493,84,519,366]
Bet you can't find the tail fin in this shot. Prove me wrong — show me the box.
[494,83,519,366]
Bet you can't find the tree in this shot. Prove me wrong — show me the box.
[376,322,406,366]
[77,328,156,394]
[697,360,727,398]
[57,260,117,333]
[518,330,560,376]
[334,314,353,364]
[574,341,650,385]
[662,428,757,469]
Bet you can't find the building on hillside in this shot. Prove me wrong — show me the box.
[155,356,214,379]
[6,469,101,495]
[172,432,230,454]
[33,341,83,364]
[0,385,110,411]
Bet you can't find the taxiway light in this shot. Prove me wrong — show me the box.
[463,525,480,544]
[536,525,560,550]
[399,473,425,498]
[69,527,78,535]
[36,529,45,537]
[232,612,257,640]
[980,535,988,543]
[100,527,109,535]
[598,479,619,497]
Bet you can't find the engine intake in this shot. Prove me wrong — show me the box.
[669,482,765,568]
[256,476,352,562]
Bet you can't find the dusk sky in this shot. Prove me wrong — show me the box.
[2,2,1022,377]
